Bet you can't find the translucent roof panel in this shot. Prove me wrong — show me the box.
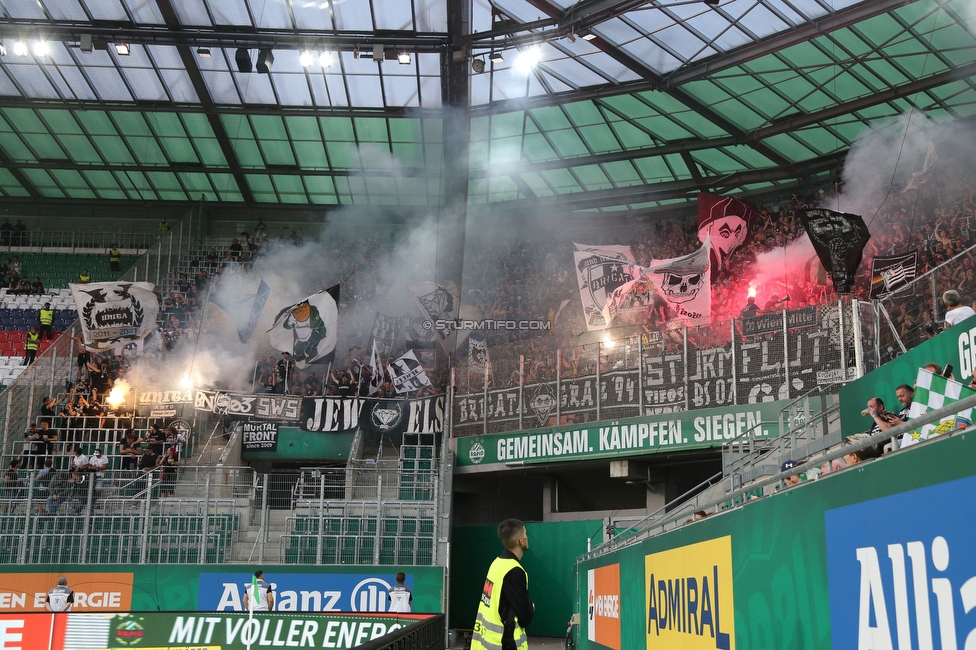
[0,0,971,210]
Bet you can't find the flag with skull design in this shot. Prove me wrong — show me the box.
[646,237,712,327]
[797,209,871,294]
[697,192,757,270]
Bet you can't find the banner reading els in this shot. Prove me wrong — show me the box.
[587,564,620,650]
[645,537,734,650]
[0,573,134,612]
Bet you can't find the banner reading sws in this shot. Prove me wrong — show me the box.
[645,537,735,650]
[455,401,786,467]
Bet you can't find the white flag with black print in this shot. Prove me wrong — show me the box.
[367,340,385,396]
[388,350,432,394]
[408,281,482,351]
[369,312,403,357]
[267,285,339,369]
[573,243,637,331]
[469,338,490,377]
[70,281,160,351]
[644,237,712,327]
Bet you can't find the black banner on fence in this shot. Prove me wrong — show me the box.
[242,421,278,452]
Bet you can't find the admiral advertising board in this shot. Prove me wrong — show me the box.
[644,538,734,650]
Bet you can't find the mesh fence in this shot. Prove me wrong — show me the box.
[452,298,860,436]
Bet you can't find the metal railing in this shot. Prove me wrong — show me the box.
[452,297,861,435]
[0,228,158,252]
[581,391,976,560]
[357,614,445,650]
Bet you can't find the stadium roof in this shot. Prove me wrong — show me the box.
[0,0,972,213]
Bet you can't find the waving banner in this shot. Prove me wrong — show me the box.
[70,281,159,350]
[646,238,712,327]
[697,192,757,269]
[798,209,870,294]
[573,244,636,331]
[389,350,432,394]
[268,285,339,368]
[869,252,918,299]
[369,313,403,357]
[211,277,270,343]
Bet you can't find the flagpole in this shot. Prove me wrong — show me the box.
[247,574,255,650]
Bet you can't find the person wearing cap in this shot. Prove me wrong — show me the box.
[780,460,802,488]
[89,448,108,499]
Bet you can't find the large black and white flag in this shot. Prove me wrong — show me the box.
[798,209,870,294]
[268,285,339,368]
[70,281,160,351]
[211,278,270,343]
[404,315,437,349]
[573,243,636,331]
[870,252,918,299]
[388,350,432,394]
[369,313,403,357]
[408,281,481,351]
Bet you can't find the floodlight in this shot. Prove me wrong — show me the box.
[33,41,50,57]
[489,52,504,63]
[115,43,130,55]
[300,50,313,67]
[471,58,485,74]
[397,51,411,65]
[196,47,211,57]
[372,44,383,62]
[0,43,6,57]
[256,49,274,73]
[235,48,252,73]
[513,46,542,74]
[319,51,334,68]
[13,41,26,57]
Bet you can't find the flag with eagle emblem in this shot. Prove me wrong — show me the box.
[70,281,160,350]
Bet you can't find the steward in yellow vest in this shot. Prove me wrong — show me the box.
[38,303,54,340]
[471,519,534,650]
[109,246,121,272]
[24,327,39,366]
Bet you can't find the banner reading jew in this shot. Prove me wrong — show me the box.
[697,192,757,269]
[869,251,918,299]
[70,281,160,350]
[798,209,870,294]
[268,285,339,368]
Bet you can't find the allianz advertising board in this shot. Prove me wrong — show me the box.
[825,475,976,650]
[199,572,413,613]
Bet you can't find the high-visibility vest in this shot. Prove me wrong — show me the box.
[78,273,91,283]
[470,557,529,650]
[109,248,120,263]
[39,309,53,325]
[25,332,39,351]
[158,221,169,233]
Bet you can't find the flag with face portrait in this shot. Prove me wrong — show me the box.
[469,338,490,377]
[573,244,637,331]
[267,285,339,368]
[71,281,160,351]
[869,252,918,299]
[798,209,870,294]
[697,192,757,270]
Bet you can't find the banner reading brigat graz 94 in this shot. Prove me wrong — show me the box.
[455,400,787,467]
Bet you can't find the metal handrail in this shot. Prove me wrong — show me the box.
[581,391,976,559]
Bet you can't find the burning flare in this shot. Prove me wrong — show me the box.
[106,380,130,409]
